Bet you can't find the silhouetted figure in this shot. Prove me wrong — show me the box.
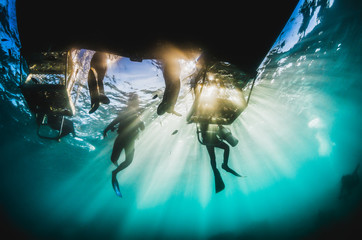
[157,58,182,116]
[88,52,110,114]
[339,163,360,200]
[103,93,145,197]
[36,113,76,140]
[199,123,241,193]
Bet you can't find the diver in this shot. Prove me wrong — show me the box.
[36,113,76,140]
[339,163,360,200]
[103,93,145,197]
[88,51,110,114]
[198,123,241,193]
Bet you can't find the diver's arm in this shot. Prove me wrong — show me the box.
[103,116,122,138]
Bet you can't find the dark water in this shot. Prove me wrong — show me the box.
[1,0,362,239]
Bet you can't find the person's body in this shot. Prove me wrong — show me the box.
[36,113,76,140]
[199,123,241,193]
[88,52,110,114]
[103,94,145,197]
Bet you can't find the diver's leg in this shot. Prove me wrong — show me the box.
[112,141,135,176]
[88,69,100,113]
[206,146,225,193]
[111,142,135,198]
[219,141,230,166]
[114,143,135,174]
[206,145,217,170]
[157,59,181,116]
[111,136,124,166]
[217,141,241,177]
[96,67,110,104]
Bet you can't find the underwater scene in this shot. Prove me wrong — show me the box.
[1,0,361,239]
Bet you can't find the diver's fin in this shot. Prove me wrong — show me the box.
[89,102,100,114]
[215,179,225,193]
[99,94,110,104]
[112,175,122,198]
[156,102,167,115]
[214,170,225,193]
[222,164,242,177]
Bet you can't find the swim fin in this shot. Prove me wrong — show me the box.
[222,163,242,177]
[112,175,122,198]
[89,102,100,114]
[214,169,225,193]
[99,94,110,104]
[157,102,168,115]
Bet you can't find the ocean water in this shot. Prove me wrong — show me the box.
[1,0,361,239]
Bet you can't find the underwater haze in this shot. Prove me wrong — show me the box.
[1,0,362,239]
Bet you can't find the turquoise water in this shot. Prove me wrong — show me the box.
[1,0,361,239]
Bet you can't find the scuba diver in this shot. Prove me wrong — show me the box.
[103,93,145,197]
[88,51,110,114]
[198,123,241,193]
[36,113,76,140]
[339,163,360,200]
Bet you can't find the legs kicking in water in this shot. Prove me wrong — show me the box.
[206,141,242,193]
[110,138,135,197]
[206,146,225,193]
[214,141,242,177]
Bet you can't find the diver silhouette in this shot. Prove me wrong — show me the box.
[198,123,241,193]
[103,93,145,197]
[88,52,110,114]
[339,163,360,200]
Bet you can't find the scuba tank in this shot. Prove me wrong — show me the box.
[218,125,239,147]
